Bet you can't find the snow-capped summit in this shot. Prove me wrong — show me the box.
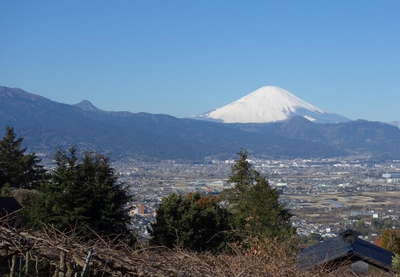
[197,86,348,124]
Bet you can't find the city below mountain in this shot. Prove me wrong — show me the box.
[0,85,399,160]
[196,86,349,124]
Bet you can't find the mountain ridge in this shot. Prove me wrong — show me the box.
[74,100,101,112]
[390,121,400,128]
[0,85,399,160]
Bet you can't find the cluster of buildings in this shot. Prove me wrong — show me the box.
[111,157,400,240]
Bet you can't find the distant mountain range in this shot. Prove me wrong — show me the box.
[0,85,399,160]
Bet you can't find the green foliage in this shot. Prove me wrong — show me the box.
[351,219,369,236]
[150,150,295,252]
[0,183,12,196]
[0,126,45,189]
[224,150,295,238]
[150,193,234,251]
[25,148,133,239]
[299,233,322,247]
[227,150,259,197]
[393,254,400,275]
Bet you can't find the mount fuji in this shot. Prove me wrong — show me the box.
[197,86,349,124]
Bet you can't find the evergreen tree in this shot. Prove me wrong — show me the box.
[0,126,45,189]
[150,193,233,251]
[26,148,133,239]
[224,150,294,238]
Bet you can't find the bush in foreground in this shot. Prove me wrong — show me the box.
[150,193,234,251]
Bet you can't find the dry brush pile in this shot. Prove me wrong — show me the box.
[0,219,392,277]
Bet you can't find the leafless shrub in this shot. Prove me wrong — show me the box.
[0,217,394,276]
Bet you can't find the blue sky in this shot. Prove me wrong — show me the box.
[1,1,399,121]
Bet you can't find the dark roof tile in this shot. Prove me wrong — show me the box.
[298,230,394,271]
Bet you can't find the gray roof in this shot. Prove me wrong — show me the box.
[298,230,394,271]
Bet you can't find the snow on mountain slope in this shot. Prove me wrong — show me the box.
[197,86,349,124]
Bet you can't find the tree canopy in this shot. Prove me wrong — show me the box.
[151,150,295,252]
[224,150,295,238]
[0,126,45,190]
[150,193,233,251]
[25,148,133,239]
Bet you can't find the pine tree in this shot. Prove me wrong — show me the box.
[26,148,133,239]
[228,149,259,195]
[0,126,45,189]
[224,150,294,238]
